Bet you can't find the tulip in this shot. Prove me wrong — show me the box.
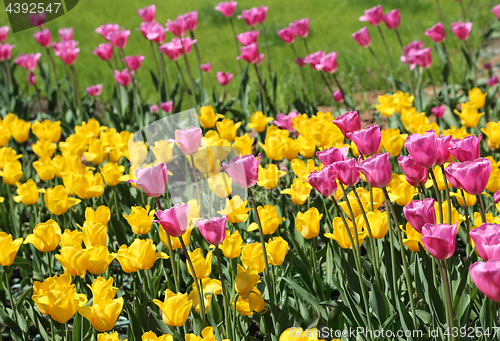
[448,134,481,162]
[233,288,266,316]
[247,205,284,235]
[0,160,22,185]
[29,12,45,26]
[383,9,400,30]
[123,55,145,71]
[15,53,41,72]
[470,87,487,107]
[307,165,337,197]
[346,125,381,156]
[9,118,30,143]
[126,163,167,197]
[59,28,73,41]
[488,75,499,87]
[154,289,193,327]
[167,127,202,155]
[216,71,234,86]
[86,84,103,97]
[401,41,425,70]
[138,4,156,22]
[421,223,457,260]
[241,242,265,272]
[381,128,407,157]
[0,44,14,62]
[257,164,286,189]
[92,43,113,62]
[273,111,297,132]
[238,6,267,27]
[187,249,212,279]
[316,146,348,166]
[469,260,500,302]
[295,207,323,239]
[266,236,289,266]
[352,26,371,48]
[217,195,250,223]
[495,190,500,204]
[305,51,325,69]
[403,198,437,234]
[196,105,223,129]
[332,111,361,139]
[445,158,491,195]
[237,30,259,46]
[54,46,80,65]
[492,4,500,20]
[451,22,473,40]
[43,185,81,215]
[359,5,383,26]
[0,232,23,266]
[196,216,227,245]
[155,203,190,237]
[425,22,446,43]
[139,22,165,44]
[277,27,295,44]
[123,205,155,235]
[65,170,105,199]
[183,11,198,32]
[86,245,115,275]
[0,26,9,42]
[398,155,428,187]
[332,90,344,103]
[454,102,484,128]
[114,238,168,273]
[218,230,242,259]
[215,0,237,18]
[95,23,119,41]
[24,219,61,252]
[200,62,211,72]
[158,101,172,114]
[366,210,389,239]
[248,111,272,133]
[33,28,51,48]
[470,223,500,261]
[414,47,432,69]
[280,178,312,205]
[237,42,263,64]
[295,57,307,67]
[325,217,367,249]
[356,153,392,188]
[114,69,131,87]
[235,264,260,298]
[435,135,453,166]
[14,179,39,205]
[188,279,222,314]
[331,158,359,187]
[222,153,260,188]
[315,52,338,73]
[405,130,438,168]
[80,221,107,248]
[55,245,90,277]
[431,105,446,119]
[166,17,186,37]
[290,18,310,38]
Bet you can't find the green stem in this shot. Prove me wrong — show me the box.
[426,68,438,102]
[429,168,443,224]
[259,22,272,77]
[377,26,396,92]
[253,64,267,117]
[229,17,242,72]
[290,44,307,101]
[190,31,204,89]
[441,42,456,100]
[368,46,391,91]
[150,42,163,102]
[158,52,171,101]
[180,39,197,105]
[395,29,415,96]
[175,61,194,109]
[439,259,457,341]
[461,189,471,257]
[477,194,487,225]
[440,165,452,225]
[216,246,231,340]
[303,38,317,108]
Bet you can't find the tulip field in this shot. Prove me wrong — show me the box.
[3,1,500,341]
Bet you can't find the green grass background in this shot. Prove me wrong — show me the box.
[0,0,496,109]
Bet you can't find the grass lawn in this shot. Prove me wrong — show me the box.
[0,0,495,109]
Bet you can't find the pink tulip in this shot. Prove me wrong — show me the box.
[166,17,186,37]
[414,47,432,69]
[352,27,372,48]
[495,190,500,204]
[444,162,464,190]
[138,4,156,23]
[95,23,120,41]
[139,22,165,44]
[316,146,348,166]
[305,51,325,69]
[398,155,429,187]
[15,53,42,72]
[491,4,500,20]
[308,165,338,197]
[469,260,500,302]
[356,152,392,188]
[383,9,400,30]
[201,63,211,72]
[435,135,453,166]
[470,223,500,262]
[0,26,9,43]
[215,0,237,18]
[114,69,132,87]
[404,130,438,169]
[333,89,344,102]
[448,134,482,162]
[55,47,80,65]
[273,111,297,132]
[0,44,15,62]
[237,30,260,46]
[93,43,113,62]
[128,163,168,197]
[196,216,227,245]
[123,55,145,72]
[58,27,74,41]
[346,125,382,156]
[111,30,130,49]
[445,158,491,195]
[238,6,268,27]
[277,27,295,44]
[182,11,198,32]
[332,111,361,139]
[160,101,173,113]
[294,57,307,67]
[431,105,446,118]
[222,153,261,188]
[421,223,457,260]
[359,5,384,26]
[450,22,473,40]
[488,75,499,87]
[403,198,436,234]
[155,203,190,237]
[425,22,446,43]
[237,42,263,64]
[216,71,234,86]
[169,127,202,155]
[52,40,78,55]
[150,105,158,113]
[33,29,51,48]
[28,72,36,86]
[485,63,492,70]
[315,52,338,74]
[401,41,425,70]
[86,84,103,97]
[29,13,45,27]
[159,42,182,61]
[290,18,310,38]
[331,158,360,187]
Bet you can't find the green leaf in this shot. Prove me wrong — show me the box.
[282,277,327,320]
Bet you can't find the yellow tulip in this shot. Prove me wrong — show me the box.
[295,207,323,239]
[248,205,284,235]
[216,119,241,142]
[375,94,396,117]
[187,249,212,279]
[55,245,90,277]
[450,191,477,207]
[284,137,300,160]
[60,229,83,248]
[123,205,155,235]
[65,170,105,199]
[382,128,408,157]
[435,202,465,227]
[0,160,23,185]
[442,126,471,140]
[100,162,125,186]
[392,90,414,113]
[86,206,110,226]
[97,331,120,341]
[0,124,11,147]
[325,217,367,249]
[32,273,87,323]
[86,245,115,275]
[259,134,287,160]
[0,232,23,266]
[486,161,500,193]
[153,289,192,327]
[207,172,232,198]
[401,108,430,134]
[388,174,418,206]
[32,157,56,181]
[10,118,31,143]
[233,288,266,316]
[31,119,61,142]
[241,242,265,272]
[126,140,148,166]
[472,212,498,229]
[80,222,107,248]
[141,331,173,341]
[248,111,273,132]
[83,138,106,165]
[150,140,175,164]
[454,102,484,128]
[24,219,61,252]
[160,227,194,250]
[75,118,100,139]
[235,264,260,298]
[279,327,324,341]
[219,230,243,259]
[481,121,500,149]
[281,179,312,205]
[197,105,224,129]
[217,195,250,224]
[266,236,289,266]
[364,210,389,239]
[402,222,424,252]
[0,146,22,170]
[232,133,255,156]
[188,278,222,314]
[14,179,39,205]
[291,158,319,181]
[32,139,57,159]
[468,87,486,109]
[257,164,286,189]
[297,135,316,158]
[114,239,168,273]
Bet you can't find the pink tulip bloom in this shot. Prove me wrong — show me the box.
[155,203,190,237]
[398,155,429,187]
[290,18,310,38]
[332,111,361,139]
[316,146,348,166]
[114,69,132,87]
[95,23,120,41]
[150,105,158,113]
[28,72,36,86]
[123,55,145,72]
[435,135,453,166]
[274,111,297,132]
[33,28,52,48]
[182,11,198,32]
[139,22,165,44]
[0,44,14,62]
[470,223,500,262]
[222,154,261,188]
[86,84,103,97]
[356,152,392,188]
[431,105,446,118]
[383,9,400,30]
[238,6,268,27]
[469,260,500,302]
[425,22,446,43]
[485,63,492,70]
[404,130,438,169]
[215,0,237,18]
[294,57,307,67]
[277,27,295,44]
[128,163,168,197]
[333,89,344,103]
[166,17,187,37]
[111,30,131,49]
[495,189,500,204]
[488,75,498,87]
[237,42,263,64]
[331,158,360,187]
[414,47,432,69]
[160,101,173,113]
[450,22,473,40]
[58,27,74,41]
[55,47,80,65]
[196,216,227,245]
[445,158,491,195]
[305,51,325,69]
[444,162,463,190]
[29,13,45,27]
[401,41,425,70]
[15,53,42,72]
[448,134,482,162]
[93,43,113,62]
[216,71,234,86]
[169,127,202,155]
[308,165,338,197]
[52,40,78,55]
[201,63,211,72]
[359,5,383,26]
[491,4,500,20]
[0,26,9,43]
[237,30,260,46]
[421,223,457,260]
[138,4,156,23]
[159,37,197,60]
[346,125,382,156]
[403,198,436,234]
[352,27,372,48]
[315,52,338,74]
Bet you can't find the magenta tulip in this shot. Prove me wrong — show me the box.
[431,105,446,118]
[183,11,198,32]
[424,22,446,43]
[421,223,457,260]
[95,23,120,41]
[401,41,425,70]
[166,17,187,37]
[277,27,295,44]
[435,135,453,166]
[317,146,348,166]
[222,154,261,188]
[123,55,145,72]
[54,46,80,65]
[160,101,173,113]
[150,105,158,113]
[238,6,268,27]
[398,155,429,187]
[0,44,14,62]
[403,198,437,234]
[488,75,499,87]
[333,89,344,103]
[93,43,113,62]
[404,130,438,169]
[33,28,51,48]
[294,57,307,67]
[0,26,9,43]
[495,190,500,204]
[114,69,132,87]
[28,72,36,86]
[237,30,260,46]
[305,51,325,69]
[485,63,492,70]
[196,216,228,245]
[352,27,372,48]
[168,127,202,155]
[444,162,463,190]
[29,13,45,27]
[356,153,392,188]
[315,52,338,74]
[216,71,234,86]
[159,42,182,61]
[445,158,491,195]
[332,111,361,139]
[111,30,130,49]
[273,111,297,132]
[155,203,190,237]
[201,63,211,72]
[138,4,156,22]
[58,27,74,41]
[469,260,500,302]
[331,158,360,187]
[346,125,382,156]
[15,53,41,72]
[237,42,263,64]
[383,9,400,30]
[359,5,384,26]
[215,0,237,18]
[308,165,338,197]
[414,47,432,69]
[139,22,165,44]
[86,84,103,97]
[450,22,473,40]
[290,18,310,38]
[128,163,168,198]
[470,223,500,262]
[448,134,482,162]
[492,4,500,20]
